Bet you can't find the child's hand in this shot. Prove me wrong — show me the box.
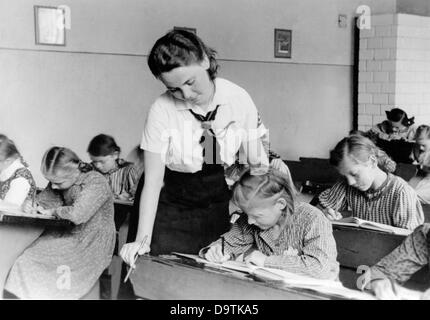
[244,250,267,267]
[36,206,55,216]
[21,200,38,214]
[204,244,231,263]
[371,279,400,300]
[323,207,343,221]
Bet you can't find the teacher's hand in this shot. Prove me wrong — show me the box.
[120,241,151,268]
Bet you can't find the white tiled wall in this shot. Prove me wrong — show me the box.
[358,14,430,131]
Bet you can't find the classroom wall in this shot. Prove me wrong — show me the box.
[357,13,430,131]
[0,0,397,185]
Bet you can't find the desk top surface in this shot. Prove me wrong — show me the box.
[130,255,360,300]
[0,211,72,227]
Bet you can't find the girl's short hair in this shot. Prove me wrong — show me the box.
[414,125,430,140]
[87,134,120,157]
[232,168,296,216]
[330,134,395,173]
[385,108,414,127]
[42,147,92,177]
[148,29,219,80]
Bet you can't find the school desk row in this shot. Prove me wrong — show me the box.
[109,199,430,299]
[2,197,428,299]
[129,225,429,300]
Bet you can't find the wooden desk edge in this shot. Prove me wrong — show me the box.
[131,255,342,300]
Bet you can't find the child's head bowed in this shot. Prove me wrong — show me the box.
[330,134,384,191]
[231,168,296,230]
[41,146,92,190]
[87,134,121,174]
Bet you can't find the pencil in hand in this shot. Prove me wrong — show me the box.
[124,235,148,283]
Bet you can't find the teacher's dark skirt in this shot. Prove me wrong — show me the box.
[118,164,231,299]
[128,164,231,254]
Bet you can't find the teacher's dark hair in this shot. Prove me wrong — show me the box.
[148,29,219,80]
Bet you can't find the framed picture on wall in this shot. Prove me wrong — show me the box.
[34,5,66,46]
[274,29,292,58]
[173,26,197,35]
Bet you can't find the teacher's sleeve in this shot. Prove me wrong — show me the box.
[140,100,170,156]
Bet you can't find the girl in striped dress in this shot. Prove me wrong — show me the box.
[201,169,339,280]
[318,134,424,230]
[87,134,140,201]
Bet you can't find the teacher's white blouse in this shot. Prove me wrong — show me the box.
[141,78,268,173]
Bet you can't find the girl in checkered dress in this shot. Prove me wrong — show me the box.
[318,134,424,230]
[201,169,339,280]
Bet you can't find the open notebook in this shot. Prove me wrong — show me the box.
[172,252,376,300]
[331,217,412,236]
[0,202,72,227]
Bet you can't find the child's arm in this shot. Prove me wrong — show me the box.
[392,185,424,229]
[264,211,339,279]
[200,214,255,260]
[367,224,429,286]
[53,173,112,224]
[36,183,64,209]
[317,180,348,220]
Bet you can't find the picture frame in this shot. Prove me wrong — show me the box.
[274,29,292,58]
[173,26,197,35]
[34,5,66,46]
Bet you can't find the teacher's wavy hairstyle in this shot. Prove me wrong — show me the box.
[148,29,219,80]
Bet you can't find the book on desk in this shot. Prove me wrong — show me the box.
[172,252,375,300]
[331,217,412,236]
[0,203,72,228]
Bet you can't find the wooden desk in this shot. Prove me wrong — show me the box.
[131,256,334,300]
[333,225,430,291]
[333,225,405,268]
[423,204,430,223]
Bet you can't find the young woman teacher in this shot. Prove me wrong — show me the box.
[120,30,269,266]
